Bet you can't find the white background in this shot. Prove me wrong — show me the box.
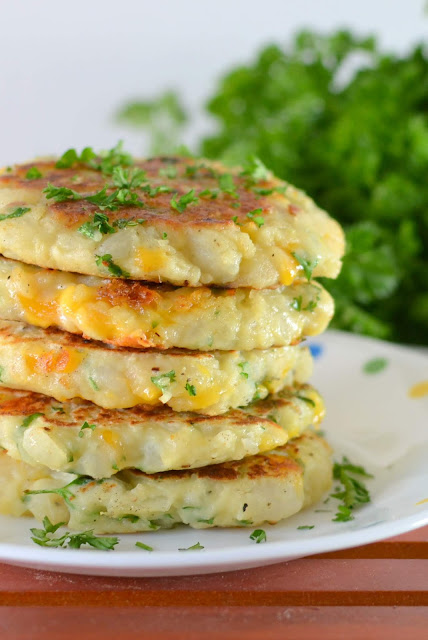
[0,0,426,164]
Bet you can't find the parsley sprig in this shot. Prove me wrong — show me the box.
[30,516,118,550]
[170,189,199,213]
[95,254,130,278]
[331,457,373,522]
[0,207,31,222]
[25,476,91,508]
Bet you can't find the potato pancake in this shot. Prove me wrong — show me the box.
[0,320,312,414]
[0,256,334,350]
[0,154,344,287]
[0,384,324,477]
[1,432,332,533]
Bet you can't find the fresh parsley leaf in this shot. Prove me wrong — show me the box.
[246,208,264,227]
[88,375,99,391]
[25,167,42,180]
[56,147,97,169]
[238,362,249,379]
[135,541,153,551]
[78,212,116,240]
[78,421,96,438]
[151,370,176,390]
[25,476,90,508]
[291,296,302,311]
[159,165,177,179]
[118,514,140,523]
[142,184,172,197]
[249,529,266,543]
[295,394,316,407]
[0,207,31,222]
[95,254,130,278]
[30,516,118,550]
[363,357,388,374]
[43,184,82,202]
[170,189,199,213]
[199,188,218,199]
[113,218,146,229]
[292,253,318,281]
[51,406,65,414]
[20,413,44,429]
[197,518,214,524]
[331,456,373,522]
[178,542,204,551]
[218,173,238,198]
[240,156,270,185]
[185,382,197,396]
[297,525,315,530]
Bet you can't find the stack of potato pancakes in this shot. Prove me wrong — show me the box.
[0,146,344,535]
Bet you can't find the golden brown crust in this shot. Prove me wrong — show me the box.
[0,158,280,229]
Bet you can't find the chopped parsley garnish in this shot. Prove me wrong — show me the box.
[292,253,319,281]
[51,406,65,414]
[297,525,315,530]
[199,188,218,199]
[246,208,264,227]
[0,207,31,222]
[232,215,241,226]
[113,218,146,229]
[25,476,90,508]
[88,375,100,391]
[95,254,130,278]
[170,189,199,213]
[142,184,172,197]
[151,370,176,390]
[238,361,249,379]
[43,184,82,202]
[20,413,44,429]
[178,542,204,551]
[30,516,118,550]
[159,165,177,179]
[331,457,373,522]
[218,173,238,198]
[185,382,197,396]
[295,394,316,407]
[249,529,267,544]
[25,167,42,180]
[240,156,270,185]
[363,357,388,374]
[118,514,140,523]
[78,212,116,240]
[135,541,153,551]
[291,296,302,311]
[78,421,96,438]
[162,232,168,239]
[197,517,214,524]
[55,147,97,169]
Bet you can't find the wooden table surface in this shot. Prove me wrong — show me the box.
[0,525,426,640]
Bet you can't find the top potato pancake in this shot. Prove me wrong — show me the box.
[0,154,344,287]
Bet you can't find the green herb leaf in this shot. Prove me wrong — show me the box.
[295,394,316,407]
[178,542,204,551]
[291,296,302,311]
[249,529,267,543]
[51,406,65,414]
[185,382,197,396]
[363,357,388,374]
[43,184,82,202]
[170,189,199,213]
[30,516,118,550]
[246,208,264,227]
[78,421,96,438]
[95,254,130,278]
[25,476,90,508]
[89,375,99,391]
[297,525,315,530]
[218,173,238,198]
[135,541,153,551]
[240,156,270,185]
[78,212,116,240]
[292,253,318,281]
[20,413,44,429]
[331,456,373,522]
[238,362,249,379]
[151,370,176,390]
[197,518,214,524]
[0,207,31,222]
[25,167,42,180]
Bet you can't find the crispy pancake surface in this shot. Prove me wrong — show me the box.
[0,256,334,350]
[0,320,312,414]
[0,155,344,287]
[1,432,332,532]
[0,384,324,477]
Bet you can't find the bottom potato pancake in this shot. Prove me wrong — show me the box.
[0,385,324,477]
[0,432,332,533]
[0,320,311,414]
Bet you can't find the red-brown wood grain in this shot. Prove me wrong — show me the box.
[0,525,426,640]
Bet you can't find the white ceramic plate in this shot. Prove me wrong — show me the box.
[0,330,427,577]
